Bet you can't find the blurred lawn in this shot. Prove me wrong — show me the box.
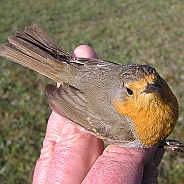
[0,0,184,183]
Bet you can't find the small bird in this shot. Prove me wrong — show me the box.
[0,24,179,148]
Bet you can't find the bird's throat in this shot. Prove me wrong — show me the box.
[113,96,177,147]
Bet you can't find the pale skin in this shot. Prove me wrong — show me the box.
[32,45,165,184]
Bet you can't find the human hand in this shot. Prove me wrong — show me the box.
[33,45,165,184]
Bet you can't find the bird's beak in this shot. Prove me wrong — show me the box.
[143,83,158,93]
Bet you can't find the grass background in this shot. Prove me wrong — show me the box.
[0,0,184,183]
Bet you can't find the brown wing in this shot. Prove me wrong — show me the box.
[45,83,104,134]
[45,83,135,144]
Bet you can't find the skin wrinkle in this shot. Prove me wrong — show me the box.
[41,112,103,184]
[99,157,141,183]
[41,140,56,158]
[82,158,143,184]
[46,114,89,146]
[45,141,83,183]
[82,146,143,184]
[82,145,160,184]
[34,141,55,183]
[104,145,154,168]
[46,119,79,143]
[46,137,102,184]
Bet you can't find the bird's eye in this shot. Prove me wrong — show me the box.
[126,88,133,96]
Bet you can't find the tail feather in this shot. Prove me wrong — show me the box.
[31,25,63,52]
[0,43,61,82]
[8,36,55,61]
[0,24,74,83]
[15,30,53,54]
[24,24,72,57]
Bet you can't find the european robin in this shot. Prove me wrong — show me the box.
[0,25,179,148]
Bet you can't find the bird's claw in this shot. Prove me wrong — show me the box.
[159,139,184,153]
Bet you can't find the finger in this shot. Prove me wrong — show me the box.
[73,45,98,58]
[82,145,158,184]
[142,146,165,183]
[33,45,103,184]
[44,112,103,184]
[153,147,165,167]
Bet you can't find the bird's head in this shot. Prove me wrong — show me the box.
[113,64,179,147]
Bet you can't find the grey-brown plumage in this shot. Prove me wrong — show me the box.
[0,25,179,148]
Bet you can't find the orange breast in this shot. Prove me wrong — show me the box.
[114,98,176,146]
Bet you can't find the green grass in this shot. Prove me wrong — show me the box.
[0,0,184,183]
